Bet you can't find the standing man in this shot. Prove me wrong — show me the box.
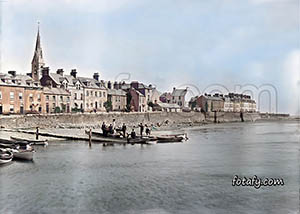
[145,125,150,136]
[112,119,116,130]
[138,123,144,137]
[122,123,127,137]
[36,127,39,140]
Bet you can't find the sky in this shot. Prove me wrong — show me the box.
[0,0,299,114]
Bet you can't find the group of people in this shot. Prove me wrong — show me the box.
[101,119,153,139]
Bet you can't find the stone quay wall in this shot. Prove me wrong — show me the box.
[0,111,261,129]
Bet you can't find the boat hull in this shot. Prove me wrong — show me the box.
[10,137,48,146]
[0,150,13,164]
[13,151,34,161]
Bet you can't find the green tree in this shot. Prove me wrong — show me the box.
[205,102,208,112]
[54,107,61,113]
[104,101,112,112]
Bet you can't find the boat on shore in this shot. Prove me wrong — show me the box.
[85,130,150,144]
[0,148,13,164]
[10,136,48,146]
[0,142,35,161]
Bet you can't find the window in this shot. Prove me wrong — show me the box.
[91,103,93,108]
[29,94,33,102]
[60,96,63,101]
[53,95,56,101]
[86,91,89,96]
[19,93,23,100]
[0,91,2,99]
[86,103,89,108]
[95,92,98,97]
[99,92,102,97]
[10,92,14,100]
[103,92,106,97]
[75,93,77,100]
[67,96,70,102]
[10,105,14,113]
[80,94,83,100]
[116,97,118,102]
[39,106,42,113]
[46,95,49,101]
[91,91,93,96]
[37,94,41,101]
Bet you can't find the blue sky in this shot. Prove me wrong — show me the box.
[0,0,299,114]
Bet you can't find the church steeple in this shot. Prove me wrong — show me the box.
[31,22,45,82]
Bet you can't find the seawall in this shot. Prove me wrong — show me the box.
[0,112,261,129]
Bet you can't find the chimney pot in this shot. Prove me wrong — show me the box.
[8,71,16,77]
[70,69,77,78]
[93,73,99,81]
[56,69,64,76]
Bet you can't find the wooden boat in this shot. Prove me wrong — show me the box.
[0,148,13,164]
[0,138,16,144]
[85,130,149,144]
[12,143,35,161]
[155,133,188,143]
[156,136,184,143]
[10,136,48,146]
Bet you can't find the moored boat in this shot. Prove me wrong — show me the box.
[85,130,150,144]
[10,136,48,146]
[0,148,13,164]
[13,143,35,161]
[156,136,184,143]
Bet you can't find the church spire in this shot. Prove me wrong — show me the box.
[31,21,45,82]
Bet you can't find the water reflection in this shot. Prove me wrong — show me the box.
[0,120,299,214]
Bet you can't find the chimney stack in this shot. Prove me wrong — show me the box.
[42,67,50,77]
[8,71,16,77]
[56,69,64,76]
[93,73,99,81]
[70,69,77,78]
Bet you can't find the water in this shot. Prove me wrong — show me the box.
[0,121,299,214]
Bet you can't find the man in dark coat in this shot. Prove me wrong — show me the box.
[138,123,144,137]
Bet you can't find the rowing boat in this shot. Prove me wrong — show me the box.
[10,136,48,146]
[85,130,149,144]
[0,148,13,164]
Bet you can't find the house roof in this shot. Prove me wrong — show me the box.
[77,77,106,89]
[43,87,70,96]
[108,89,126,96]
[172,89,187,97]
[0,73,41,88]
[201,95,223,101]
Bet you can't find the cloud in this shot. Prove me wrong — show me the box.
[281,50,300,114]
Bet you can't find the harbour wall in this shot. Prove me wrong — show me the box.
[0,112,261,129]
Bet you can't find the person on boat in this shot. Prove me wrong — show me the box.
[131,129,136,139]
[145,125,150,136]
[112,119,116,130]
[108,124,114,134]
[36,127,39,140]
[138,123,144,137]
[101,122,107,136]
[121,123,127,137]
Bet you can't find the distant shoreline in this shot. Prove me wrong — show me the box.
[0,111,295,130]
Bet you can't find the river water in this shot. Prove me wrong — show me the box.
[0,120,299,214]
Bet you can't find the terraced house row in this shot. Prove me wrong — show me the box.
[0,25,161,115]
